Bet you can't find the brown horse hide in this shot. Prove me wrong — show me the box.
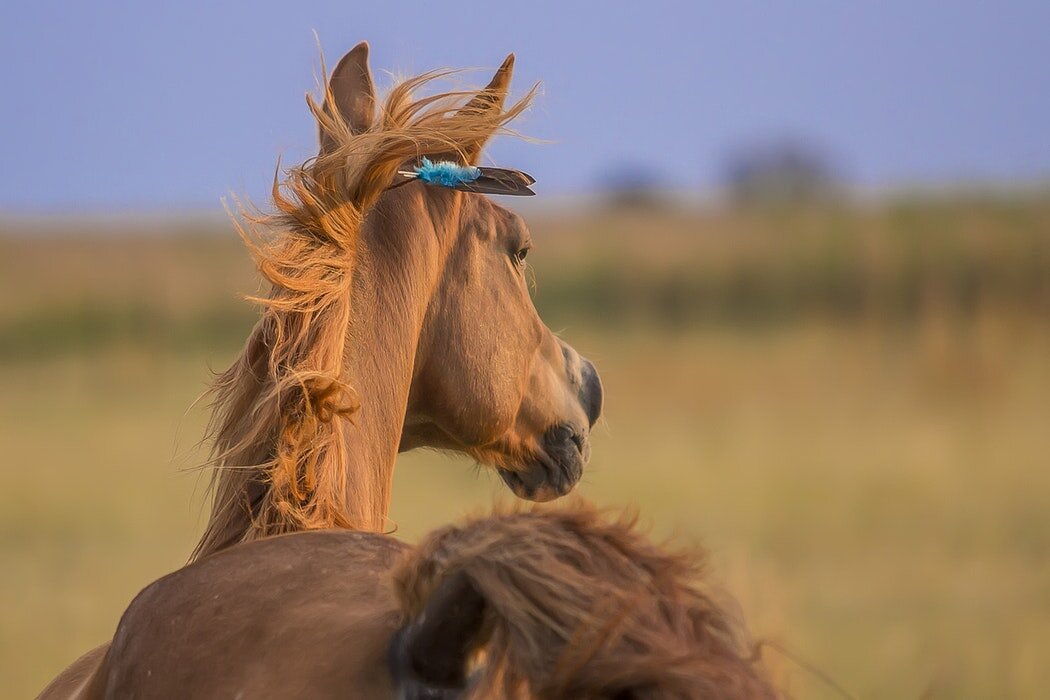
[50,507,777,700]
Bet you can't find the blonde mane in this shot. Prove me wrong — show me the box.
[194,62,535,559]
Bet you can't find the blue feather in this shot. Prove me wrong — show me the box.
[414,157,482,188]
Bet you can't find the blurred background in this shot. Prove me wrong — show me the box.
[2,2,1049,697]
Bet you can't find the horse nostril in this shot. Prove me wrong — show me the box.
[549,424,574,444]
[570,431,585,453]
[579,358,603,428]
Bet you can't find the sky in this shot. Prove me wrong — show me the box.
[1,1,1048,211]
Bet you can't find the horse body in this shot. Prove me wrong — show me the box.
[41,43,607,697]
[48,508,777,700]
[88,532,407,699]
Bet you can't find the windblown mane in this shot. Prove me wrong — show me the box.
[193,64,535,559]
[395,504,779,699]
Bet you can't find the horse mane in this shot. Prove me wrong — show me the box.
[192,63,535,560]
[395,503,780,699]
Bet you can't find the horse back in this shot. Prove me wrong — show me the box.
[69,531,408,699]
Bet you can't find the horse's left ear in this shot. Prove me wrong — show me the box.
[319,41,376,154]
[456,54,515,164]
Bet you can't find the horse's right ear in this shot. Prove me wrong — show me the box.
[390,570,489,697]
[455,53,514,165]
[319,41,375,153]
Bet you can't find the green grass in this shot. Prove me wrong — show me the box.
[2,201,1049,697]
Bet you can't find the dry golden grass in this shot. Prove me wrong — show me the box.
[2,200,1048,698]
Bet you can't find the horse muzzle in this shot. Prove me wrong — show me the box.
[498,423,589,502]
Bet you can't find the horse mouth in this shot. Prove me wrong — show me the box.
[498,424,589,502]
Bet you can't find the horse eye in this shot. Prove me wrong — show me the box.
[514,246,530,265]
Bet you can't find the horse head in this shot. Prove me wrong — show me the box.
[196,44,603,556]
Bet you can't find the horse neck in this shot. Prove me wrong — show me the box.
[337,214,437,528]
[193,189,448,560]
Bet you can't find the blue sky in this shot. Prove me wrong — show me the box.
[1,1,1048,211]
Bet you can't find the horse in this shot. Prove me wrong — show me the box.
[38,42,603,698]
[40,504,778,699]
[194,41,603,559]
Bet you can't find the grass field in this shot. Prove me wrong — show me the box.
[2,198,1049,698]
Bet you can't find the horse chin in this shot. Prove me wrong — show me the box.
[498,425,589,502]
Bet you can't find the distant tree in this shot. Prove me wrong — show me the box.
[598,162,667,209]
[723,138,841,205]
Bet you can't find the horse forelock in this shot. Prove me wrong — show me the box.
[192,64,536,560]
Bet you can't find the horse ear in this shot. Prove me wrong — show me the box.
[391,570,489,694]
[319,41,375,153]
[455,53,515,165]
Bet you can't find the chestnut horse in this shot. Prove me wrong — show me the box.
[44,505,778,699]
[38,43,603,698]
[194,42,602,560]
